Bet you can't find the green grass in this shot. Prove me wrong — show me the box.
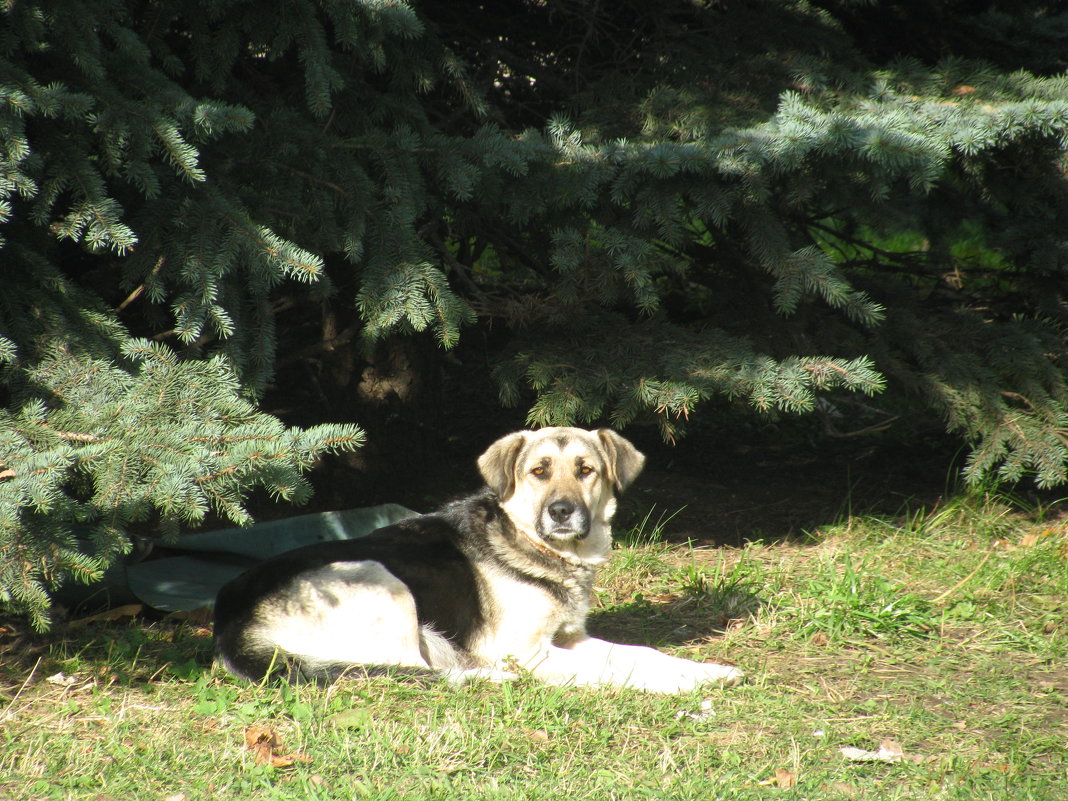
[2,493,1066,800]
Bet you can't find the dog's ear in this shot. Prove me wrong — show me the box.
[477,431,529,500]
[597,429,645,492]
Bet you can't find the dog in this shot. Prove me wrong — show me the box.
[213,427,743,693]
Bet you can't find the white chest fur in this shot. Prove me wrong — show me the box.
[469,566,584,667]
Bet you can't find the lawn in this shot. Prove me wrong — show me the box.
[2,494,1066,800]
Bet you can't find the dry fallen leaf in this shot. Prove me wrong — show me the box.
[1019,532,1042,548]
[774,769,797,789]
[245,725,279,750]
[244,725,312,768]
[526,728,550,742]
[166,606,214,625]
[823,781,860,797]
[267,752,313,769]
[647,593,679,605]
[676,699,716,722]
[68,604,143,628]
[879,739,905,758]
[840,746,894,763]
[840,739,918,764]
[758,768,798,788]
[46,672,79,687]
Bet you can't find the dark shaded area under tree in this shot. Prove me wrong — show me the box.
[3,0,1068,625]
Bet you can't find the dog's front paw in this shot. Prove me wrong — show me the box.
[638,661,744,694]
[664,662,744,693]
[700,662,744,688]
[442,667,520,687]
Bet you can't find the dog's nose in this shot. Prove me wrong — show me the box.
[548,500,575,523]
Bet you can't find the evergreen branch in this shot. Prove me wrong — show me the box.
[229,217,323,281]
[275,163,351,197]
[4,0,1068,626]
[115,257,165,313]
[45,429,102,444]
[152,120,206,183]
[424,228,493,305]
[819,409,901,438]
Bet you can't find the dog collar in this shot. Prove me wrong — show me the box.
[518,526,586,566]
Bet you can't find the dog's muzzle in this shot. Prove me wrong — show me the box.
[539,498,590,540]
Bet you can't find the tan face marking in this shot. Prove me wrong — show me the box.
[511,436,607,540]
[478,427,644,564]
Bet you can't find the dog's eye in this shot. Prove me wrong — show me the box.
[579,465,594,477]
[531,466,546,477]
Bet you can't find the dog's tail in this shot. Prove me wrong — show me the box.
[212,636,317,684]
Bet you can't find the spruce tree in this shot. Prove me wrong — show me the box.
[2,0,1068,625]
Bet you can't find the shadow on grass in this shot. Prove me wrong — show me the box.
[0,574,768,691]
[0,586,765,691]
[0,617,215,691]
[586,587,764,649]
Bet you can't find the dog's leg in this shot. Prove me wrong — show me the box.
[528,637,743,693]
[418,627,520,686]
[256,561,434,673]
[439,666,522,687]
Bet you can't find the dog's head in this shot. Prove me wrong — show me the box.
[477,427,645,564]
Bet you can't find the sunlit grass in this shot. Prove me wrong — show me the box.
[1,492,1066,800]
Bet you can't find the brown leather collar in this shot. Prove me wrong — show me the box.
[517,525,585,566]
